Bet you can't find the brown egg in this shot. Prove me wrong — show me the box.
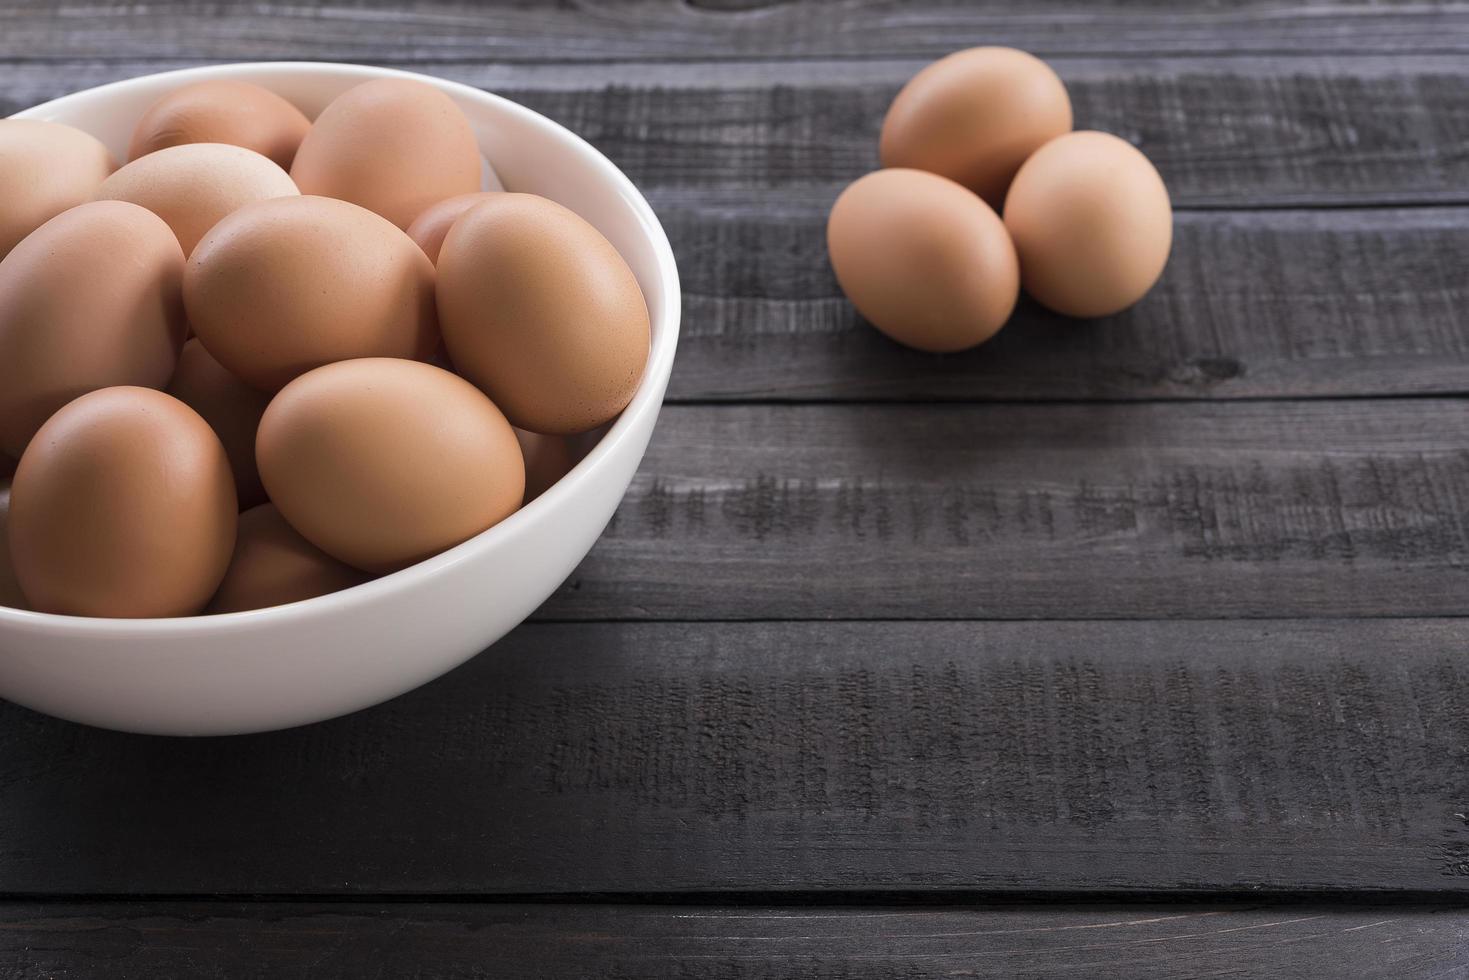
[406,191,502,263]
[207,503,370,614]
[95,143,299,255]
[0,119,116,259]
[1003,131,1172,318]
[257,358,524,574]
[167,338,272,509]
[291,78,482,230]
[9,387,237,618]
[0,481,26,611]
[437,194,650,434]
[128,79,312,169]
[880,47,1072,209]
[514,428,573,504]
[186,195,438,392]
[0,201,187,457]
[827,168,1019,352]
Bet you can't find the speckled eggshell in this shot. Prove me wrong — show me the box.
[128,79,312,169]
[185,195,438,392]
[436,194,650,435]
[167,338,272,510]
[406,191,502,263]
[0,201,187,458]
[0,119,116,260]
[257,358,525,574]
[514,428,573,504]
[826,168,1019,353]
[95,143,299,255]
[9,387,237,618]
[0,481,26,610]
[1003,130,1173,318]
[207,503,370,614]
[880,47,1072,209]
[290,78,482,230]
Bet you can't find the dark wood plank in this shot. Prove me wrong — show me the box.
[1,901,1464,979]
[538,400,1469,621]
[524,56,1469,208]
[6,56,1468,209]
[3,0,1468,61]
[660,202,1469,402]
[1,619,1467,895]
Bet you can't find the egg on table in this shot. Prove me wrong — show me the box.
[257,358,524,574]
[0,119,116,260]
[827,168,1019,352]
[880,47,1072,209]
[185,195,438,391]
[436,194,650,434]
[291,78,483,230]
[8,386,237,618]
[128,79,313,169]
[1003,130,1172,318]
[0,200,187,458]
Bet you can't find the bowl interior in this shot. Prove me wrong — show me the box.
[3,62,680,633]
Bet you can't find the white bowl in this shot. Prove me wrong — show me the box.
[0,62,680,735]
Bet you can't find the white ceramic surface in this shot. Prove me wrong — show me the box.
[0,63,680,735]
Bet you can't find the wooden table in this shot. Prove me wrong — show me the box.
[3,2,1469,976]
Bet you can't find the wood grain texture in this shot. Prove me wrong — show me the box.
[0,901,1464,979]
[0,620,1466,895]
[538,400,1469,620]
[660,203,1469,401]
[519,57,1469,209]
[5,56,1468,209]
[4,0,1469,941]
[3,0,1468,61]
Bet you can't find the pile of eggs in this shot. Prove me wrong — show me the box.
[827,47,1173,351]
[0,76,650,618]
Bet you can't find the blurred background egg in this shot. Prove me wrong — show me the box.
[514,428,573,504]
[436,194,650,434]
[291,78,482,230]
[406,191,502,263]
[207,503,370,614]
[0,119,116,260]
[9,387,237,618]
[257,358,524,574]
[167,338,272,510]
[1003,130,1172,318]
[0,480,25,610]
[95,143,299,255]
[880,47,1071,209]
[129,79,312,169]
[185,195,437,391]
[0,201,186,458]
[827,168,1019,352]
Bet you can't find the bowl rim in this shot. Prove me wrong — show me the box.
[0,60,681,637]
